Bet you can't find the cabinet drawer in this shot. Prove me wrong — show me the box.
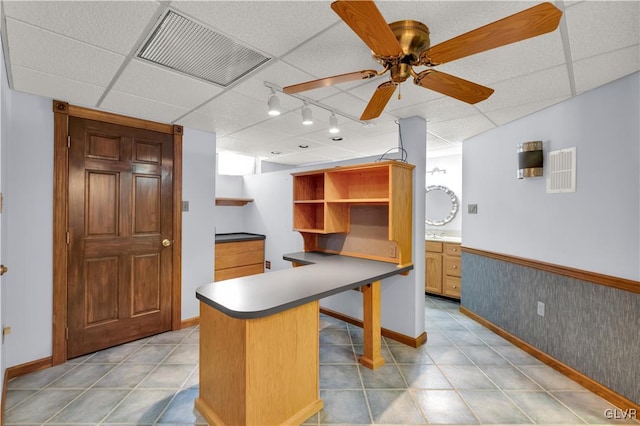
[215,263,264,282]
[215,240,264,270]
[444,243,461,257]
[425,241,443,253]
[444,276,461,298]
[444,256,461,277]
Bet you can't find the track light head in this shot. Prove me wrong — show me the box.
[302,103,313,125]
[267,90,281,116]
[329,113,340,134]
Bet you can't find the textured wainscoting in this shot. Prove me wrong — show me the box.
[461,252,639,405]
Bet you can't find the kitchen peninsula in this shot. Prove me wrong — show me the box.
[195,161,415,425]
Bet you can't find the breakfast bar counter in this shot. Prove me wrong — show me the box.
[195,252,412,426]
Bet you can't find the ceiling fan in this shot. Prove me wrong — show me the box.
[283,1,562,121]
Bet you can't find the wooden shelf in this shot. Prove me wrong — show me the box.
[215,197,253,207]
[326,198,389,204]
[292,161,414,267]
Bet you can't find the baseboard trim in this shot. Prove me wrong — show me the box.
[6,356,53,380]
[320,307,427,348]
[181,316,200,328]
[460,306,639,411]
[2,356,54,424]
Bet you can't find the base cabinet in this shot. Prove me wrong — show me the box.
[425,241,461,299]
[214,239,264,281]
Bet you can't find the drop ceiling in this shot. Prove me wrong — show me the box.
[1,1,638,166]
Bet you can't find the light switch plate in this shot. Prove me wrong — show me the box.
[182,201,189,212]
[468,204,478,214]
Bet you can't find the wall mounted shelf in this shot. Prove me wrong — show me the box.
[215,197,254,207]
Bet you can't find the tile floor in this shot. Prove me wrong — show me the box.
[4,296,638,425]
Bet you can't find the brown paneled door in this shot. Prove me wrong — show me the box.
[67,117,173,358]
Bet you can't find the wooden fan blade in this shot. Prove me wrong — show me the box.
[283,70,378,94]
[423,2,562,65]
[360,81,396,121]
[414,70,494,104]
[331,0,403,58]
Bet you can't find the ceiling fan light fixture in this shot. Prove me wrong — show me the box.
[302,103,313,125]
[267,90,282,116]
[329,113,340,134]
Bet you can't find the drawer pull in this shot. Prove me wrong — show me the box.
[452,265,457,269]
[452,285,457,289]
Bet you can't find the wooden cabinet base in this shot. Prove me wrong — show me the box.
[197,301,322,425]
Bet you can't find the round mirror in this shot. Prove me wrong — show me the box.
[425,185,459,226]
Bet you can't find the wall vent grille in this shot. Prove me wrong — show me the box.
[546,147,576,193]
[137,11,270,87]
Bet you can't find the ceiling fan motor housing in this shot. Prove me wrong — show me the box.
[390,20,431,64]
[373,20,431,83]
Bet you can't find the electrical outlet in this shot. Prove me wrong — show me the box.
[265,260,271,270]
[182,201,189,212]
[537,301,545,317]
[468,204,478,214]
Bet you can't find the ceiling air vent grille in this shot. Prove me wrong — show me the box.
[546,147,576,193]
[137,11,270,87]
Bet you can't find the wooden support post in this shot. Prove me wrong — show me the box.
[359,280,385,369]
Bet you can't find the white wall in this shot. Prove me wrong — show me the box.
[242,117,427,338]
[214,173,245,234]
[181,128,217,321]
[2,91,53,368]
[0,87,217,367]
[463,72,640,281]
[0,38,9,395]
[425,154,462,234]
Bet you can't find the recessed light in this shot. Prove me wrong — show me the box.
[330,136,343,142]
[270,151,281,155]
[298,144,309,149]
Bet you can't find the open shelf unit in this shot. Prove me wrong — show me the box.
[292,161,414,267]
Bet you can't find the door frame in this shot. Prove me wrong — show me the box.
[52,100,183,365]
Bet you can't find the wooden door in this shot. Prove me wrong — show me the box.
[67,117,173,358]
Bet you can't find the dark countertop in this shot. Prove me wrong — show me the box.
[214,232,266,243]
[196,252,413,319]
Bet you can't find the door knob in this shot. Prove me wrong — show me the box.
[162,239,171,247]
[0,265,7,276]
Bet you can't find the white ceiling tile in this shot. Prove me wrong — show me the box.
[319,92,383,122]
[391,96,479,123]
[348,76,443,108]
[484,96,570,126]
[197,91,270,127]
[405,2,542,47]
[428,114,496,142]
[100,90,191,124]
[11,65,105,107]
[566,1,640,61]
[3,1,162,54]
[476,65,572,113]
[175,110,217,135]
[434,31,565,86]
[231,60,341,103]
[170,1,339,57]
[113,59,223,109]
[5,18,125,87]
[573,45,640,94]
[281,22,377,80]
[2,0,637,166]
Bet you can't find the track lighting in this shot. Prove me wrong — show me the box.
[329,113,340,134]
[267,89,282,116]
[302,103,313,125]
